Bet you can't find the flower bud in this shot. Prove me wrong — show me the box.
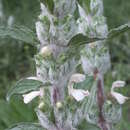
[38,102,45,109]
[40,46,52,57]
[56,102,63,109]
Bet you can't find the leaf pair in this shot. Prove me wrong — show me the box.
[68,23,130,47]
[0,23,129,48]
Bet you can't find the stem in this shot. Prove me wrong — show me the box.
[52,87,59,104]
[51,86,64,130]
[97,74,109,130]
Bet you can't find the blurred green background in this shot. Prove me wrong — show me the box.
[0,0,130,129]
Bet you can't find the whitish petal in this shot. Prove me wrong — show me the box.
[111,92,129,104]
[71,89,89,101]
[27,76,42,81]
[68,73,89,101]
[23,91,40,104]
[70,73,86,83]
[112,81,125,89]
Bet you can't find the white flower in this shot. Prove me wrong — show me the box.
[22,88,44,104]
[111,81,129,104]
[68,73,89,101]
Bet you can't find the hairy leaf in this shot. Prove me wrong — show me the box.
[6,123,43,130]
[0,26,37,45]
[68,34,104,47]
[0,99,35,128]
[108,23,130,39]
[6,79,44,101]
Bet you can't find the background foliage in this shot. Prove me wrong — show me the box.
[0,0,129,129]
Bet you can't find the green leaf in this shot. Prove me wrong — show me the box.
[6,123,44,130]
[0,26,38,45]
[0,99,36,129]
[108,23,130,39]
[6,79,44,101]
[68,34,104,47]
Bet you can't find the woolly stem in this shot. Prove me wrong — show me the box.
[97,74,109,130]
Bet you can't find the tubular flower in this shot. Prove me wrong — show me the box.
[111,81,129,104]
[23,88,44,104]
[68,73,89,101]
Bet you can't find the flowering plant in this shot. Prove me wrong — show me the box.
[3,0,130,130]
